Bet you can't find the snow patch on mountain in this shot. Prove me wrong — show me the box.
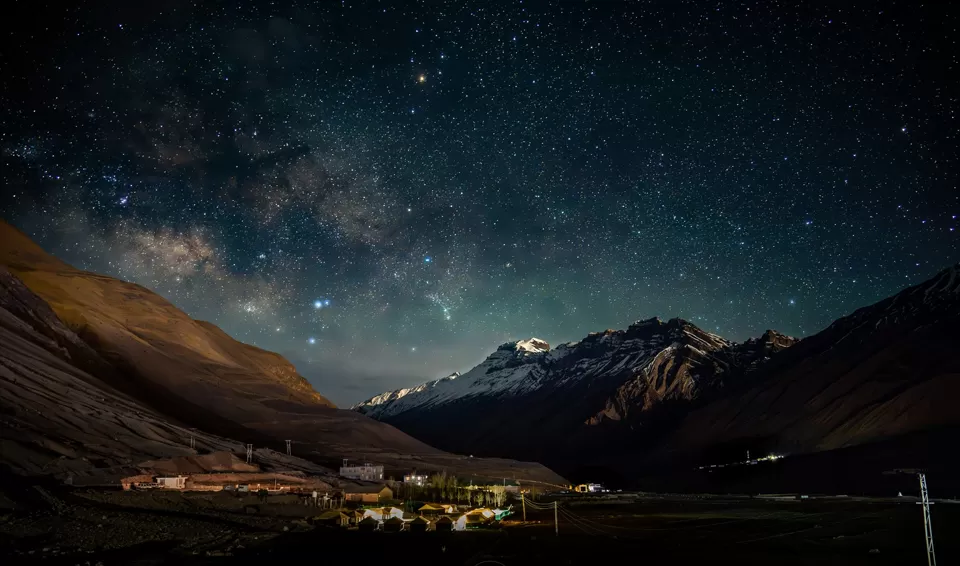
[352,318,759,420]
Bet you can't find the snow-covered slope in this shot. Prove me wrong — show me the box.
[354,318,791,424]
[354,337,552,418]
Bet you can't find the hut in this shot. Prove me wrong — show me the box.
[435,515,454,532]
[344,484,394,504]
[383,516,405,533]
[155,476,187,489]
[409,516,430,533]
[358,516,379,532]
[362,507,403,522]
[351,510,365,525]
[456,509,494,530]
[313,510,350,527]
[418,503,456,515]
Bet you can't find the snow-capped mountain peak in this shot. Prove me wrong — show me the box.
[352,318,791,421]
[514,338,550,353]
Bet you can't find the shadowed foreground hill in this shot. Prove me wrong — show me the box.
[0,220,564,485]
[661,265,960,465]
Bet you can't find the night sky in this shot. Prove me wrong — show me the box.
[2,1,957,405]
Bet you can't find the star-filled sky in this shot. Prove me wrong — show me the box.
[2,1,957,406]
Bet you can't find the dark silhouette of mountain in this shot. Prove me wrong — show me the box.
[356,266,960,487]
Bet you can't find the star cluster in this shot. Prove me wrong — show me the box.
[2,1,957,405]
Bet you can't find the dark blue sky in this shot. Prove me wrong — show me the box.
[2,0,957,405]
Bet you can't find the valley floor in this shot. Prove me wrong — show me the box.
[1,487,955,565]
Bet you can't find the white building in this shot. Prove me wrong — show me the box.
[156,476,187,489]
[403,472,428,486]
[340,462,383,481]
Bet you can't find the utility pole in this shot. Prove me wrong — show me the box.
[521,492,526,522]
[918,473,937,566]
[246,444,253,464]
[189,434,195,450]
[554,500,559,536]
[285,440,292,456]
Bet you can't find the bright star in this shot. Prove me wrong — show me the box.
[313,300,323,309]
[324,299,331,306]
[418,74,426,83]
[424,256,432,263]
[308,337,316,344]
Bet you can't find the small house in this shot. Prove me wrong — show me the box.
[404,472,429,486]
[358,516,379,532]
[435,515,454,532]
[156,476,187,489]
[340,462,384,481]
[344,484,393,504]
[409,515,430,533]
[313,510,350,527]
[417,502,456,515]
[456,509,495,530]
[383,516,405,532]
[362,506,403,522]
[351,510,365,525]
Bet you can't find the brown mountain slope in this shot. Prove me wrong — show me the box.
[0,265,330,483]
[659,265,960,467]
[0,220,565,484]
[0,221,331,414]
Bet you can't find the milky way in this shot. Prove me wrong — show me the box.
[2,1,957,405]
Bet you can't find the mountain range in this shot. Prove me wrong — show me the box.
[355,266,960,489]
[0,220,564,486]
[4,215,957,494]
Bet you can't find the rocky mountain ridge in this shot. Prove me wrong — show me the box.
[355,317,795,424]
[355,265,960,483]
[353,317,798,476]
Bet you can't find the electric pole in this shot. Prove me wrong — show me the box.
[285,440,292,456]
[246,444,253,464]
[521,492,526,522]
[918,473,937,566]
[554,500,558,536]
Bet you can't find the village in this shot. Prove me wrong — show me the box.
[117,456,561,534]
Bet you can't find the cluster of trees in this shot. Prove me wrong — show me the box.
[390,471,509,507]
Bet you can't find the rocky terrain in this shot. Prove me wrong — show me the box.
[0,220,565,486]
[660,264,960,467]
[355,317,797,477]
[356,266,960,483]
